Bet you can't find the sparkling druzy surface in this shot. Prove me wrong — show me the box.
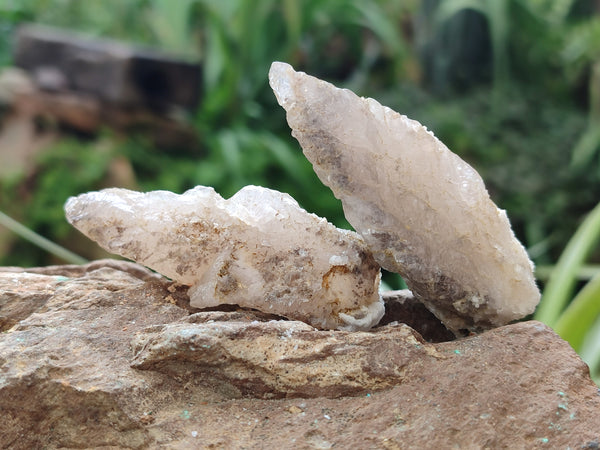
[65,185,384,331]
[270,61,540,334]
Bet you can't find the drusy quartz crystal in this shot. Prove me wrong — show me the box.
[269,61,540,334]
[65,185,384,331]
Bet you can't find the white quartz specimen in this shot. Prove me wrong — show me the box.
[269,61,540,334]
[64,185,384,331]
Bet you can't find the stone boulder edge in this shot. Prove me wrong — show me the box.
[0,260,598,449]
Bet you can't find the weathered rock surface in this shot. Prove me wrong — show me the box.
[65,185,383,331]
[1,261,599,449]
[270,61,540,335]
[131,313,442,399]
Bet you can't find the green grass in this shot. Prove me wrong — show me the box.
[534,201,600,326]
[535,201,600,384]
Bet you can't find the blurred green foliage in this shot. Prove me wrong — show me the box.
[1,0,600,380]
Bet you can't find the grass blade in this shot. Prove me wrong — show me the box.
[580,315,600,385]
[534,201,600,326]
[554,271,600,352]
[0,211,87,265]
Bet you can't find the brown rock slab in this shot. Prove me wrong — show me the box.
[1,260,599,449]
[131,313,441,398]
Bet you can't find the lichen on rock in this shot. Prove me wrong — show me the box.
[269,61,540,334]
[64,185,384,331]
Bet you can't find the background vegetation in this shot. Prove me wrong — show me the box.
[0,0,599,383]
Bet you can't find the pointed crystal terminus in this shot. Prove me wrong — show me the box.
[269,61,540,335]
[65,185,384,331]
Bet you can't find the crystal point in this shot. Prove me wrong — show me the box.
[65,185,383,331]
[269,61,540,334]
